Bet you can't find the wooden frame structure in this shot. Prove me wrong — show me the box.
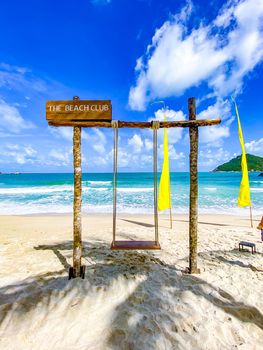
[47,96,221,278]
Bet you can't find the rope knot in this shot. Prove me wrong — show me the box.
[151,120,160,130]
[111,120,119,129]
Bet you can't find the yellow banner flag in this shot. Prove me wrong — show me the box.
[158,113,171,211]
[234,101,251,207]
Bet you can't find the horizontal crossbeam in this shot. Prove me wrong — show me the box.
[48,118,221,128]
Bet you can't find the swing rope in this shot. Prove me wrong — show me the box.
[111,120,119,245]
[152,120,160,244]
[111,119,160,249]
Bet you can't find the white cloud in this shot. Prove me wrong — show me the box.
[200,124,230,145]
[150,108,186,144]
[5,144,20,151]
[154,108,185,122]
[135,57,144,72]
[169,146,184,161]
[49,149,68,162]
[24,146,37,157]
[93,155,108,166]
[0,63,30,75]
[128,134,144,153]
[198,99,233,145]
[49,148,72,166]
[129,0,263,110]
[50,127,73,142]
[99,147,135,168]
[88,128,107,154]
[199,147,231,169]
[93,144,105,154]
[93,128,107,145]
[86,127,187,170]
[245,138,263,156]
[0,63,48,94]
[49,127,108,156]
[92,141,152,170]
[144,138,153,151]
[198,99,232,121]
[125,120,186,169]
[0,99,35,134]
[129,73,148,111]
[141,154,153,165]
[0,62,68,103]
[159,144,184,161]
[0,144,38,165]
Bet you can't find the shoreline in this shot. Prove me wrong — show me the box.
[0,212,261,219]
[0,213,261,228]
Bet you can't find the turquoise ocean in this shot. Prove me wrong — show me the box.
[0,172,262,215]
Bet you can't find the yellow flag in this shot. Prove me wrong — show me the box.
[234,101,251,207]
[158,113,171,211]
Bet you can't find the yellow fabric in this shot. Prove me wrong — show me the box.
[158,113,171,211]
[234,101,251,207]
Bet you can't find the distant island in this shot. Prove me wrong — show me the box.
[0,172,21,175]
[213,154,263,172]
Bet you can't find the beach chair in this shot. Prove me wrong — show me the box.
[238,241,256,254]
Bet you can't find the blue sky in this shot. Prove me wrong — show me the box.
[0,0,262,172]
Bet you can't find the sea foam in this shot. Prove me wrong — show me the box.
[250,188,263,192]
[0,185,73,195]
[87,181,112,185]
[117,188,154,193]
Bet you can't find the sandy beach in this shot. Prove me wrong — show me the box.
[0,213,262,350]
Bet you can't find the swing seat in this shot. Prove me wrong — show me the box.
[111,240,161,250]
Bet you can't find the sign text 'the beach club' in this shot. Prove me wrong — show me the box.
[46,99,112,122]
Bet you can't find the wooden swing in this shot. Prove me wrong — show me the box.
[110,120,161,250]
[46,96,221,278]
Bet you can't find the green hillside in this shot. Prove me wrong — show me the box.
[213,154,263,172]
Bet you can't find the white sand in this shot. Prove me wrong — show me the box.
[0,213,262,350]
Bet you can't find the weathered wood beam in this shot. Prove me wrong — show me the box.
[188,97,200,274]
[48,118,221,128]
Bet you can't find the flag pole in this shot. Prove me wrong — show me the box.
[169,182,172,229]
[163,102,173,229]
[152,100,173,229]
[250,206,253,228]
[232,97,252,228]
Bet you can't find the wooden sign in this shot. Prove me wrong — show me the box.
[46,100,112,123]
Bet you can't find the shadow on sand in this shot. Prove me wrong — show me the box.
[171,219,234,227]
[198,248,263,272]
[0,241,262,348]
[121,219,155,228]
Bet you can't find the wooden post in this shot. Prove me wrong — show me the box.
[188,97,200,274]
[72,96,83,278]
